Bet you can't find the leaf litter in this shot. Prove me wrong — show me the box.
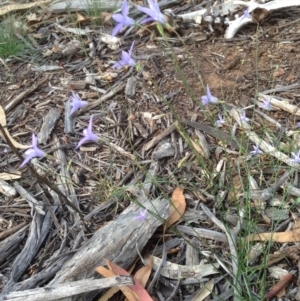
[1,1,300,301]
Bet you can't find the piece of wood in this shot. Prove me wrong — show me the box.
[38,108,61,145]
[46,197,169,301]
[13,182,45,215]
[0,225,28,266]
[1,200,59,296]
[0,221,27,240]
[144,122,177,151]
[5,276,134,301]
[177,225,228,243]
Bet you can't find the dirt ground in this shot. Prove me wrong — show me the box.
[1,2,300,301]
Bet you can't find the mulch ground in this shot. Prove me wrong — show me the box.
[1,1,300,300]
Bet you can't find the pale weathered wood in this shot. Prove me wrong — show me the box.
[13,181,45,215]
[38,108,61,145]
[0,221,27,240]
[0,225,28,266]
[177,225,228,243]
[1,206,58,296]
[5,276,133,301]
[64,98,75,134]
[47,197,169,301]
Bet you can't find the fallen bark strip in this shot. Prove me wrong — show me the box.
[5,276,134,301]
[46,197,169,301]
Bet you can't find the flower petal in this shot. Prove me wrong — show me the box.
[112,23,124,36]
[137,6,156,20]
[76,137,90,149]
[201,95,209,105]
[31,134,37,148]
[112,13,124,23]
[121,0,129,15]
[20,154,35,168]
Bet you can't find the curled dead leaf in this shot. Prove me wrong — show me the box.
[0,106,30,149]
[166,187,186,226]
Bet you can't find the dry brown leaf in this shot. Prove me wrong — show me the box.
[227,174,244,202]
[76,12,89,22]
[166,187,186,226]
[0,0,50,16]
[190,139,208,157]
[247,229,300,243]
[133,257,153,288]
[101,12,113,24]
[106,260,153,301]
[273,68,285,78]
[0,106,30,149]
[95,266,139,301]
[264,273,294,300]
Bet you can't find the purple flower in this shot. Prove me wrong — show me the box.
[296,122,300,128]
[216,114,225,127]
[112,41,136,69]
[260,98,272,110]
[20,134,46,168]
[201,85,218,105]
[250,144,263,156]
[241,8,251,21]
[112,0,135,36]
[76,115,98,149]
[70,91,88,116]
[137,0,167,25]
[136,208,148,221]
[240,111,249,123]
[291,151,300,164]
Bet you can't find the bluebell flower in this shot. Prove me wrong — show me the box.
[216,114,225,127]
[291,151,300,164]
[20,134,45,168]
[240,111,249,123]
[201,85,218,105]
[70,91,88,116]
[241,7,251,21]
[137,0,167,25]
[112,41,136,69]
[260,98,272,110]
[112,0,135,36]
[250,144,263,156]
[76,115,98,149]
[136,208,148,221]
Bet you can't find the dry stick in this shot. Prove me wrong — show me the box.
[80,83,125,113]
[0,124,90,233]
[200,203,241,301]
[0,221,27,240]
